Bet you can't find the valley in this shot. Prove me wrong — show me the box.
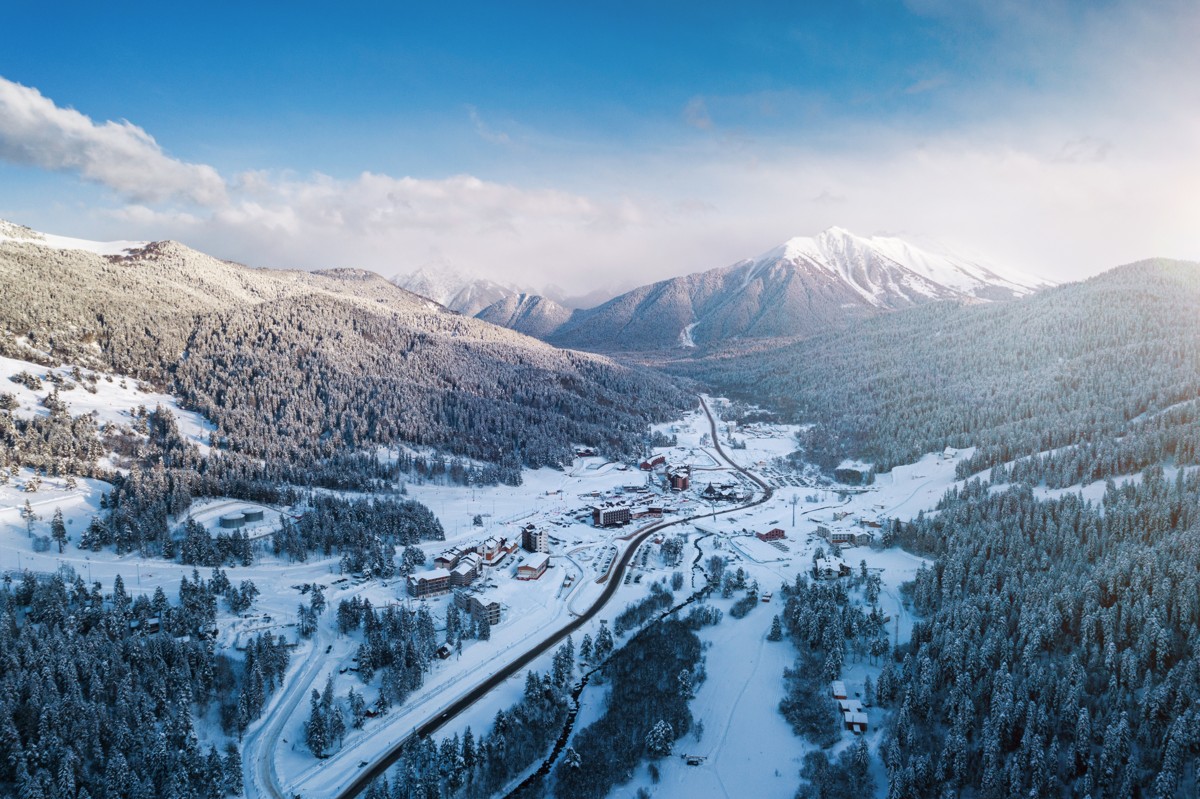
[1,221,1199,799]
[3,10,1198,798]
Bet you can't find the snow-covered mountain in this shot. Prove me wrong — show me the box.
[0,218,689,474]
[392,265,523,317]
[0,218,147,256]
[475,293,573,340]
[547,227,1051,351]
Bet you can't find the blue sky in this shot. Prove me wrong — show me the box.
[1,1,1197,296]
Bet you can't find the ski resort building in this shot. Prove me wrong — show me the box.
[640,454,666,471]
[517,552,550,580]
[830,530,857,546]
[756,528,786,542]
[449,552,481,587]
[478,537,518,567]
[839,698,869,734]
[701,482,745,502]
[407,568,451,598]
[454,591,501,625]
[667,464,691,491]
[592,504,632,527]
[816,526,873,547]
[521,524,549,553]
[435,546,467,570]
[814,557,850,580]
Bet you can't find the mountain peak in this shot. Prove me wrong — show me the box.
[547,229,1052,352]
[391,265,525,316]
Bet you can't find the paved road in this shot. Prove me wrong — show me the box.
[328,396,772,799]
[244,625,330,799]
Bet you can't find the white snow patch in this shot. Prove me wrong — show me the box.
[0,354,215,454]
[0,220,146,256]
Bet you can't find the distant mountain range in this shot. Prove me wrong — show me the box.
[393,265,521,318]
[395,227,1051,352]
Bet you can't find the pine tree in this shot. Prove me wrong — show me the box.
[552,640,574,688]
[223,744,243,795]
[461,727,476,774]
[20,499,37,538]
[645,720,674,758]
[305,689,328,757]
[594,624,613,661]
[767,614,783,641]
[348,687,367,729]
[677,669,694,700]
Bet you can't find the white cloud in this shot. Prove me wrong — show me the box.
[904,76,949,95]
[683,97,713,130]
[1054,136,1111,164]
[0,76,226,206]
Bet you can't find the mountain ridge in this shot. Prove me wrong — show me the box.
[544,227,1050,352]
[0,220,691,478]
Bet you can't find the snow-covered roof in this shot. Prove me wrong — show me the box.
[521,552,549,571]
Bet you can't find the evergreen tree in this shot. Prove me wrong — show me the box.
[645,720,674,758]
[305,689,328,757]
[50,507,67,552]
[767,614,783,641]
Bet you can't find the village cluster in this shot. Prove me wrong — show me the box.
[397,447,761,627]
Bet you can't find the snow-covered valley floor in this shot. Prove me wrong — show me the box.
[2,363,1152,799]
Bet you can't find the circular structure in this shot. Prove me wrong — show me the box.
[241,508,265,523]
[218,512,246,529]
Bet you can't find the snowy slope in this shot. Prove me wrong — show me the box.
[0,218,146,256]
[550,227,1051,351]
[0,353,215,455]
[475,292,573,339]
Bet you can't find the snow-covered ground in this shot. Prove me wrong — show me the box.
[283,399,974,799]
[0,219,147,256]
[3,385,1130,799]
[0,354,215,455]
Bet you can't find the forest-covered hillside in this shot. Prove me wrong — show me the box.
[878,467,1200,798]
[0,236,691,480]
[677,259,1200,482]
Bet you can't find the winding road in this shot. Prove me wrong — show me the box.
[262,396,772,799]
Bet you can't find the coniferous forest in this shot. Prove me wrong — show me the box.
[678,259,1200,481]
[0,569,285,799]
